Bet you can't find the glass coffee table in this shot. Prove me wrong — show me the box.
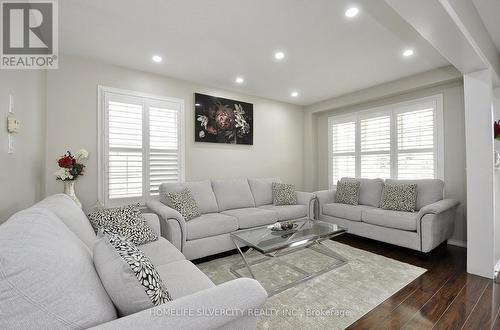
[230,219,347,296]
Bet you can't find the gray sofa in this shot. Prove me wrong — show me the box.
[147,178,315,260]
[315,178,459,252]
[0,194,267,330]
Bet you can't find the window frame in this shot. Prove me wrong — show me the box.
[328,94,444,189]
[97,85,185,207]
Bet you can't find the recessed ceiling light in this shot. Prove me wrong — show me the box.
[235,77,244,84]
[152,55,162,63]
[274,51,285,60]
[345,7,359,18]
[291,91,299,97]
[403,49,414,57]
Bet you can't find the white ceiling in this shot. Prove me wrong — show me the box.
[473,0,500,53]
[59,0,450,106]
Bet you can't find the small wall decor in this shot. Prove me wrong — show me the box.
[194,93,253,145]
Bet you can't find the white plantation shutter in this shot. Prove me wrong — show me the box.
[329,119,356,186]
[106,95,144,200]
[149,102,180,195]
[396,107,435,179]
[100,88,184,206]
[328,96,441,188]
[360,114,391,179]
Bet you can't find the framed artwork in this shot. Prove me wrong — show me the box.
[194,93,253,145]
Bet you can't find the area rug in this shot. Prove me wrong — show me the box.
[197,240,426,329]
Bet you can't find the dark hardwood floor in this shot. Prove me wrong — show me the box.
[334,234,499,330]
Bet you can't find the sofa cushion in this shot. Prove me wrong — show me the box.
[139,237,186,266]
[222,208,278,229]
[385,179,444,210]
[34,194,97,250]
[160,180,219,214]
[186,213,238,240]
[381,184,417,212]
[165,188,201,220]
[335,181,360,205]
[156,260,215,299]
[87,204,158,245]
[322,203,377,222]
[341,177,384,207]
[258,204,308,221]
[272,182,297,205]
[0,207,117,329]
[93,234,172,316]
[362,208,418,231]
[248,177,281,206]
[211,178,256,211]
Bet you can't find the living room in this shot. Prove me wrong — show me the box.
[1,0,500,329]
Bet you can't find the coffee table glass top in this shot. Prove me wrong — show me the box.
[230,220,346,254]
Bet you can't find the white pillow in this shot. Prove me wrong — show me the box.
[93,233,172,316]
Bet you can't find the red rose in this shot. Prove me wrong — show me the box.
[58,156,73,168]
[495,121,500,140]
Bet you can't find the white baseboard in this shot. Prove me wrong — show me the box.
[447,239,467,248]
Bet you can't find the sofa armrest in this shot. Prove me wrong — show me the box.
[314,190,336,217]
[296,191,315,205]
[142,213,161,236]
[418,199,460,217]
[296,191,316,219]
[418,199,460,253]
[146,199,186,251]
[91,278,268,330]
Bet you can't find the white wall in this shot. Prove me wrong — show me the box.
[492,87,500,272]
[464,69,495,278]
[304,80,467,246]
[0,71,46,223]
[45,56,304,212]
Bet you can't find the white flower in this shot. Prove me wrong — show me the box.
[55,168,73,181]
[234,104,249,134]
[199,130,205,138]
[197,115,208,129]
[76,149,89,163]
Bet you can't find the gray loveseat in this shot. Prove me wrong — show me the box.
[147,178,315,260]
[315,178,459,252]
[0,194,267,329]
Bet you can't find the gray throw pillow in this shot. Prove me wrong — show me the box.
[381,184,417,212]
[88,204,158,245]
[164,188,201,220]
[93,233,172,316]
[272,182,297,206]
[335,181,360,205]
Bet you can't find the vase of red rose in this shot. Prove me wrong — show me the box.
[56,149,89,208]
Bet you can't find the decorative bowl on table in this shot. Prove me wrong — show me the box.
[269,221,298,235]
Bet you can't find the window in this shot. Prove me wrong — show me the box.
[98,86,184,206]
[328,95,443,188]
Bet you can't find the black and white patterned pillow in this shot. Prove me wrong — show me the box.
[106,233,172,306]
[163,188,201,220]
[272,182,297,206]
[380,184,417,212]
[88,204,158,245]
[335,181,360,205]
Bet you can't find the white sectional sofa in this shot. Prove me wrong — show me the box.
[315,178,460,252]
[0,194,267,330]
[147,178,315,260]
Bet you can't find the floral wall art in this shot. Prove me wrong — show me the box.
[194,93,253,145]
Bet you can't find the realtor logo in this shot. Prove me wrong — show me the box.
[1,0,58,69]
